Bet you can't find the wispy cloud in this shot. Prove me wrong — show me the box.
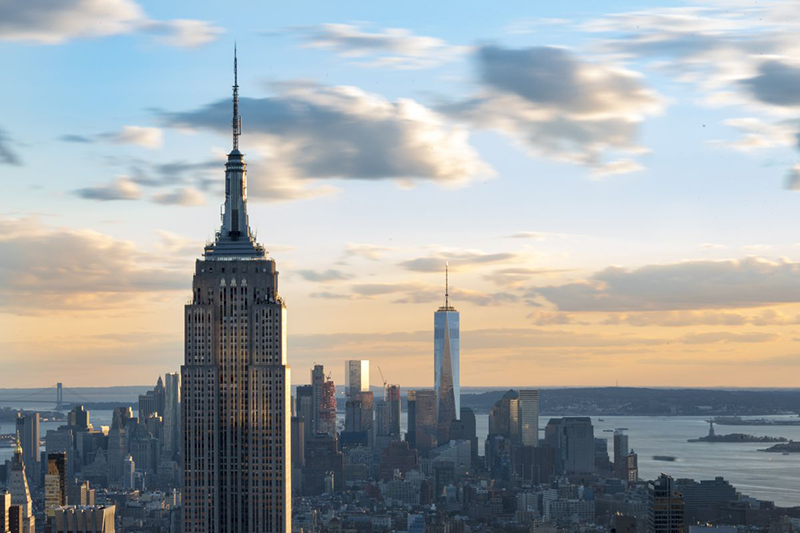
[74,177,141,201]
[443,45,663,176]
[0,127,22,166]
[298,23,467,69]
[164,83,493,196]
[534,257,800,312]
[0,0,222,47]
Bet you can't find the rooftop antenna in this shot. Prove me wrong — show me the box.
[232,43,242,151]
[445,262,449,309]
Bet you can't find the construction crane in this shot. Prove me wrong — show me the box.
[378,365,388,398]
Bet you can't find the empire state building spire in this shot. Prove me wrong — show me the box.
[232,43,241,152]
[203,46,265,259]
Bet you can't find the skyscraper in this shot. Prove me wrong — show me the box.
[409,389,437,456]
[311,365,324,434]
[182,50,291,533]
[14,415,39,488]
[434,265,460,444]
[163,372,181,461]
[386,385,401,439]
[345,360,369,396]
[648,474,685,533]
[319,377,337,437]
[7,436,35,533]
[44,452,67,519]
[614,430,630,479]
[518,389,539,447]
[545,417,595,475]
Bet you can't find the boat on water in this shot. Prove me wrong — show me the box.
[653,455,677,462]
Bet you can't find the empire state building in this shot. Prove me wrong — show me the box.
[182,51,291,533]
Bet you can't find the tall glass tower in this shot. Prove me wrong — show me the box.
[182,49,291,533]
[434,264,460,444]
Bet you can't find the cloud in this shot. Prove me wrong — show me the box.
[605,310,749,328]
[444,45,662,175]
[0,127,21,166]
[485,267,572,287]
[74,177,141,201]
[0,217,184,311]
[507,231,570,241]
[299,23,467,69]
[101,126,163,149]
[297,269,351,282]
[529,311,574,326]
[144,19,223,48]
[534,257,800,312]
[344,243,394,261]
[740,61,800,108]
[59,134,92,143]
[585,2,800,179]
[164,83,492,191]
[312,280,517,306]
[308,291,357,300]
[786,164,800,191]
[399,250,521,273]
[151,187,205,206]
[680,331,777,345]
[0,0,222,47]
[714,118,798,152]
[62,126,164,149]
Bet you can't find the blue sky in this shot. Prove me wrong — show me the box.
[3,0,800,387]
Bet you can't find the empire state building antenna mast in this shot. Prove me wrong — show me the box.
[232,43,242,152]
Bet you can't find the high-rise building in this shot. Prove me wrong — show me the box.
[14,415,39,487]
[434,265,460,444]
[139,376,166,420]
[163,372,181,461]
[7,506,22,533]
[1,491,10,533]
[295,385,314,443]
[648,474,685,533]
[122,455,135,491]
[182,51,291,533]
[518,389,539,447]
[53,505,115,533]
[106,407,131,484]
[545,417,595,474]
[320,377,337,437]
[626,450,639,482]
[68,406,90,430]
[614,430,630,479]
[488,390,519,441]
[310,365,337,436]
[345,360,369,396]
[311,365,324,434]
[386,385,401,439]
[449,407,478,463]
[409,389,437,456]
[406,390,417,448]
[45,427,74,480]
[303,434,343,496]
[7,436,35,533]
[45,453,67,518]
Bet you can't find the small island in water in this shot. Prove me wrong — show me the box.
[759,441,800,454]
[688,422,787,443]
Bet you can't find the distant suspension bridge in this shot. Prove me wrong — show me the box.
[0,383,95,411]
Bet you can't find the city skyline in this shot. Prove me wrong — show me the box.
[6,0,800,388]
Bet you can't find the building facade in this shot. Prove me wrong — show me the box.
[344,360,369,396]
[182,53,291,533]
[434,266,460,444]
[7,437,35,533]
[518,389,539,447]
